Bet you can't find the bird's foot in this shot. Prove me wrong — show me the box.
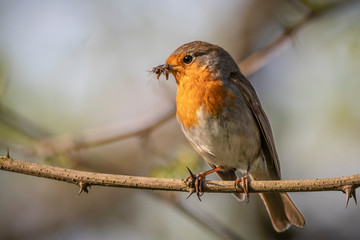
[234,166,250,204]
[185,166,224,201]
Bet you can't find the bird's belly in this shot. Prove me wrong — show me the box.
[180,107,261,171]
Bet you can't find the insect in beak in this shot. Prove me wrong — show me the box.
[151,64,172,80]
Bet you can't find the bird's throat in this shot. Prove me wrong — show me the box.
[176,78,234,129]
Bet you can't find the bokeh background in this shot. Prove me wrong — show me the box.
[1,0,360,239]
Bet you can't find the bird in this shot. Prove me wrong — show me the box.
[152,41,305,232]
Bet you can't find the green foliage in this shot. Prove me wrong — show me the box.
[150,149,203,179]
[0,121,37,146]
[301,0,344,11]
[44,153,80,169]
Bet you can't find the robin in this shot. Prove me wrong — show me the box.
[152,41,305,232]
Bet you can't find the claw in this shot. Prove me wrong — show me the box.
[195,173,206,201]
[185,167,204,201]
[234,165,250,204]
[186,167,201,200]
[235,176,249,204]
[197,174,203,193]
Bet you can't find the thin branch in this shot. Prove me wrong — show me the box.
[35,108,176,156]
[239,0,359,76]
[67,109,175,151]
[151,192,245,240]
[1,155,359,200]
[0,104,51,139]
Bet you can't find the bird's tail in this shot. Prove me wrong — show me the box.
[211,163,305,232]
[259,192,306,232]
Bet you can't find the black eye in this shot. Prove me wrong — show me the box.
[183,55,193,64]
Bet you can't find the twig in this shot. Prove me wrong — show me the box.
[36,108,175,156]
[153,192,245,240]
[239,0,359,76]
[1,154,359,203]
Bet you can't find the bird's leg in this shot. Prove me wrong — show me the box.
[234,164,251,203]
[186,166,224,201]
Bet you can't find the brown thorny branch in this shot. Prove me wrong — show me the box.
[0,152,358,207]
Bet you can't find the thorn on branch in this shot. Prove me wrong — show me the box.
[185,166,204,201]
[341,185,357,208]
[186,167,196,186]
[6,147,10,159]
[185,168,198,200]
[78,182,91,197]
[186,188,196,200]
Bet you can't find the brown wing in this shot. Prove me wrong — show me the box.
[230,71,281,179]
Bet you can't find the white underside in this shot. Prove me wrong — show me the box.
[180,106,262,172]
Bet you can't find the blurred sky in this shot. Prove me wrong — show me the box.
[0,0,360,239]
[0,0,247,133]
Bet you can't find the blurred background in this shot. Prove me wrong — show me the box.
[0,0,360,239]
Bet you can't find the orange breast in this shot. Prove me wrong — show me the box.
[175,66,231,128]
